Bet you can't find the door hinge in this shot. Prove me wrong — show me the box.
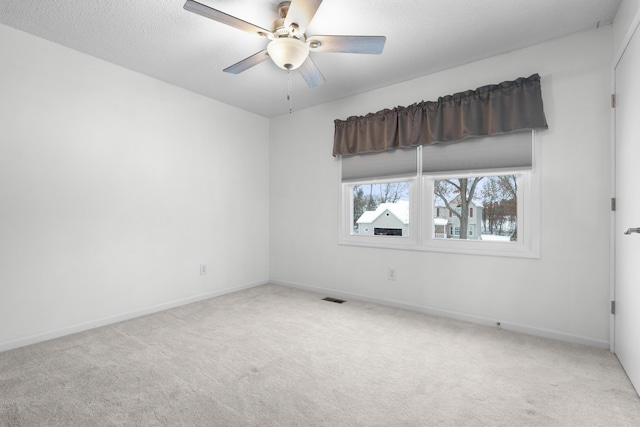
[611,301,616,315]
[611,94,616,108]
[611,197,616,211]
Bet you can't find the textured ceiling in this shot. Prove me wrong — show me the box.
[0,0,621,117]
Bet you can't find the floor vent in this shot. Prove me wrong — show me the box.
[322,297,346,304]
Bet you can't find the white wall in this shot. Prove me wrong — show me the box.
[270,27,613,347]
[614,0,640,55]
[0,24,270,350]
[0,21,617,351]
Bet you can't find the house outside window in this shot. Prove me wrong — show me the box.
[355,196,410,237]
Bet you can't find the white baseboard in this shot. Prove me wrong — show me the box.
[270,279,610,350]
[3,279,608,353]
[0,280,267,353]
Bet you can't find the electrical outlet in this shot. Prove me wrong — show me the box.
[200,264,207,276]
[387,268,396,281]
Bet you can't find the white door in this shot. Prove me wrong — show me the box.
[614,21,640,394]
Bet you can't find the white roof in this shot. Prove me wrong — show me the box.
[357,201,410,225]
[357,211,380,223]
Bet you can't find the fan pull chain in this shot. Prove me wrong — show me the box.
[287,68,292,114]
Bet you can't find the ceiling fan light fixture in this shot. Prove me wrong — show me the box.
[267,37,309,70]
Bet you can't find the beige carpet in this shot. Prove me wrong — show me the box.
[1,284,639,426]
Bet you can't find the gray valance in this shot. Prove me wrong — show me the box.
[333,74,548,156]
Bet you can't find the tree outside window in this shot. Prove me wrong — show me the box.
[434,178,484,240]
[433,174,517,241]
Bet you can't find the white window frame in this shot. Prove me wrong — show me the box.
[422,168,539,258]
[339,176,419,250]
[338,132,540,258]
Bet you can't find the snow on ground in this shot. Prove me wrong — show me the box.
[481,234,512,241]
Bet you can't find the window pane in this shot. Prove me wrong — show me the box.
[433,175,517,242]
[352,182,410,236]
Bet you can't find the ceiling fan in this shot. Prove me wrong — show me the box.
[183,0,386,88]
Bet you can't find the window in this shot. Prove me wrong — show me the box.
[432,174,517,241]
[342,177,418,249]
[351,181,410,237]
[340,149,418,249]
[340,131,539,257]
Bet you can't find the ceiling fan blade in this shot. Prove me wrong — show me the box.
[284,0,323,35]
[307,35,386,54]
[297,56,325,88]
[223,50,270,74]
[184,0,273,38]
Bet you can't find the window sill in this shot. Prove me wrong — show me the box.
[338,237,540,259]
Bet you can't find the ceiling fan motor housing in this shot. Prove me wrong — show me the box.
[274,1,301,38]
[267,1,308,70]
